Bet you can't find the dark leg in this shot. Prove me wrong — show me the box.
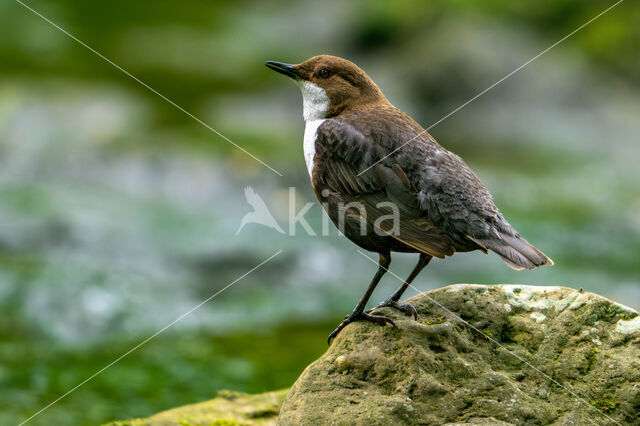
[328,252,394,344]
[367,253,432,319]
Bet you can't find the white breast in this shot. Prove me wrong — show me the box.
[297,81,330,177]
[303,119,325,176]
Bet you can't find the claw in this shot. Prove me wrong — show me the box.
[328,312,396,344]
[366,300,418,320]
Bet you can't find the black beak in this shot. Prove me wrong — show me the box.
[265,61,299,79]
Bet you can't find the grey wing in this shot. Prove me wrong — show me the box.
[314,119,456,258]
[414,147,553,269]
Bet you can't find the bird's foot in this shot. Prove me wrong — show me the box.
[328,311,395,345]
[366,299,418,320]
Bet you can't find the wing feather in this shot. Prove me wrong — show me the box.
[315,119,456,258]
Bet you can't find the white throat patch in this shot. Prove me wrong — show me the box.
[298,81,329,176]
[298,81,330,121]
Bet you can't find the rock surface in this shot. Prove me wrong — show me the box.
[278,284,640,425]
[105,389,287,426]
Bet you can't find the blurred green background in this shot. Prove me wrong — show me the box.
[1,0,639,424]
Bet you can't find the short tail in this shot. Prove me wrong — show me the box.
[468,234,554,271]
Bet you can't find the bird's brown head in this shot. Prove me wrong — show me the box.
[266,55,388,121]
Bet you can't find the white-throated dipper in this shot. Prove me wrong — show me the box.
[266,55,553,343]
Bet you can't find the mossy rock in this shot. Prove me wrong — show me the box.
[105,389,287,426]
[278,285,640,425]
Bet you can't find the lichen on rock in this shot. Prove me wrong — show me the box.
[278,284,640,425]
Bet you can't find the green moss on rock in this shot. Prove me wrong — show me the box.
[423,317,446,325]
[591,397,620,414]
[580,348,599,374]
[105,389,287,426]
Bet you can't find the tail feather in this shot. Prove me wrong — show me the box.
[468,234,554,271]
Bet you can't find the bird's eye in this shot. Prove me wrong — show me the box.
[318,68,331,78]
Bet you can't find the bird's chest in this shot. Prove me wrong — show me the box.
[303,119,325,177]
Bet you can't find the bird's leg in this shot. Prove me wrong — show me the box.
[367,253,432,320]
[328,253,394,344]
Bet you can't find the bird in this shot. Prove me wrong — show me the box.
[236,186,285,235]
[265,55,553,343]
